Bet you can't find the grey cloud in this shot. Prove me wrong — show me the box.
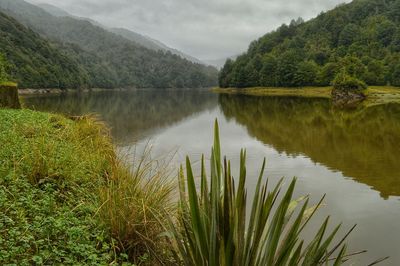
[27,0,349,60]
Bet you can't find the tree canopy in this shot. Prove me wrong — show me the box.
[0,53,7,83]
[219,0,400,88]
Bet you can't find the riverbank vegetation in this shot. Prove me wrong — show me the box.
[0,109,175,265]
[0,110,116,264]
[1,107,382,264]
[171,122,359,265]
[213,86,400,104]
[219,0,400,89]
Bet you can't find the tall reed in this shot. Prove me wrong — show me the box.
[99,148,176,264]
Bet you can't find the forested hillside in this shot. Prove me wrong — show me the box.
[0,53,8,83]
[37,3,204,64]
[0,0,217,89]
[219,0,400,88]
[109,28,204,64]
[0,12,91,88]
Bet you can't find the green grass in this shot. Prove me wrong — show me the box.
[213,86,400,102]
[212,87,333,98]
[0,109,121,265]
[0,81,17,87]
[0,109,387,265]
[0,108,177,265]
[99,149,177,265]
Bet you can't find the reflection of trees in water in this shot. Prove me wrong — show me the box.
[24,90,218,144]
[219,94,400,198]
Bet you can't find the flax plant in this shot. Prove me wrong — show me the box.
[171,120,360,266]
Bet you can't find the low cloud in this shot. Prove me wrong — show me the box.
[27,0,348,60]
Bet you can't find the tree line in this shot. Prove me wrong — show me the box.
[219,0,400,88]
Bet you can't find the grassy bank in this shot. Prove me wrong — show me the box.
[0,109,174,265]
[213,86,400,103]
[0,109,116,264]
[0,108,379,265]
[213,86,333,98]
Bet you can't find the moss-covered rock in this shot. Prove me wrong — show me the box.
[0,82,20,109]
[331,72,367,106]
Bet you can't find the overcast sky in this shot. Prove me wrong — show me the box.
[26,0,349,60]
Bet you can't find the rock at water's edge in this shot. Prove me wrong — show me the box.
[331,88,366,107]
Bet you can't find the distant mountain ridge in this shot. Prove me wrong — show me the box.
[37,3,205,65]
[37,3,69,17]
[0,0,218,89]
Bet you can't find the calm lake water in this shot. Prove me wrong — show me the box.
[23,89,400,265]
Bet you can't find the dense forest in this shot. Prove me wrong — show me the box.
[219,0,400,88]
[0,13,89,88]
[0,53,7,83]
[0,0,217,89]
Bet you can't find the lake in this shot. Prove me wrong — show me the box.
[23,89,400,265]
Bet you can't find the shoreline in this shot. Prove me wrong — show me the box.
[18,87,129,96]
[212,86,400,105]
[18,87,213,96]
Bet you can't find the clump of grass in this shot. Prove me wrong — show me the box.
[99,148,176,265]
[0,110,114,185]
[0,109,178,265]
[0,109,119,265]
[170,120,368,265]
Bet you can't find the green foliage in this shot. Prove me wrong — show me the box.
[391,63,400,86]
[0,1,218,89]
[333,71,368,91]
[0,13,89,89]
[99,151,176,264]
[171,121,356,265]
[339,24,360,46]
[0,53,8,83]
[219,0,400,88]
[0,110,123,265]
[294,60,319,86]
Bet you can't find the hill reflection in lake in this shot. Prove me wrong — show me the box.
[219,94,400,198]
[23,89,218,145]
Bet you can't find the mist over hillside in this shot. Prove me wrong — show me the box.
[0,0,218,89]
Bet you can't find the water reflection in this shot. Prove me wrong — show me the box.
[23,89,218,144]
[22,90,400,264]
[219,95,400,198]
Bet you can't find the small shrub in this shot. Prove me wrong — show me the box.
[332,71,367,91]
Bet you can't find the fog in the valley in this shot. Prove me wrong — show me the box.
[27,0,349,60]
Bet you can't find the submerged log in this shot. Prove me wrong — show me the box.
[0,83,21,109]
